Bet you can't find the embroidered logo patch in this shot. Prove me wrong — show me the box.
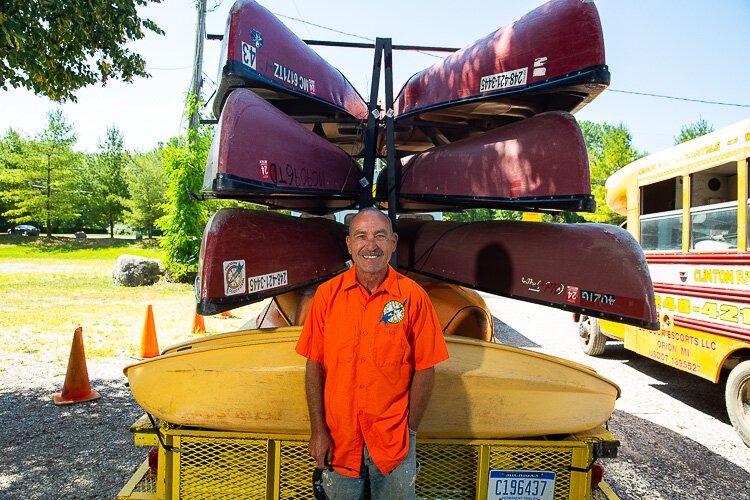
[381,299,407,325]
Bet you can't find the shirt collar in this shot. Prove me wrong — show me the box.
[342,264,401,297]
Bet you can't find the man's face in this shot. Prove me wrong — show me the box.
[346,211,398,277]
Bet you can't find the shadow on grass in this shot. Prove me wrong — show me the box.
[0,375,147,499]
[0,234,161,254]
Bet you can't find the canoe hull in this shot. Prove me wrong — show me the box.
[203,89,362,213]
[376,112,594,212]
[125,330,620,438]
[214,0,367,153]
[392,0,607,155]
[396,219,659,329]
[196,209,350,315]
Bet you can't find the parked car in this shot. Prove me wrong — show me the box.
[7,224,41,236]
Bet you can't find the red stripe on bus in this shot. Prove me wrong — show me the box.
[673,315,750,341]
[653,283,750,303]
[646,252,750,265]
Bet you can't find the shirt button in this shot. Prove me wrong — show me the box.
[361,357,366,362]
[360,385,365,389]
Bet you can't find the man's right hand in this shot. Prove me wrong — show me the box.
[309,429,334,469]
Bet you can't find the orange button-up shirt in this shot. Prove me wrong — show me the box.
[296,265,448,477]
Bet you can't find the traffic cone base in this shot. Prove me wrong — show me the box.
[53,327,102,406]
[140,305,160,358]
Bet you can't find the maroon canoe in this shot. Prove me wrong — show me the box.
[376,111,594,213]
[396,219,659,329]
[214,0,368,154]
[203,88,363,214]
[196,209,350,315]
[393,0,608,155]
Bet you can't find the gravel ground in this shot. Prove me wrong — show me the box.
[1,296,749,499]
[484,294,750,500]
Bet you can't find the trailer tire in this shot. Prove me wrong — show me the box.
[726,360,750,447]
[579,316,607,356]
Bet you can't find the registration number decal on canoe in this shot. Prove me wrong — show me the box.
[248,270,288,293]
[273,62,316,94]
[241,41,256,70]
[224,260,247,296]
[487,470,555,500]
[479,67,528,93]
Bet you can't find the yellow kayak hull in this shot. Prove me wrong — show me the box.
[126,329,619,439]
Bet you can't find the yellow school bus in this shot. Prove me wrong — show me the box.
[577,118,750,446]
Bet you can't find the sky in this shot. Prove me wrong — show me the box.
[1,0,748,155]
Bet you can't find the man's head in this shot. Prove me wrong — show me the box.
[346,208,397,281]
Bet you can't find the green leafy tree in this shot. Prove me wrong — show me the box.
[84,126,130,237]
[674,117,714,144]
[0,110,82,236]
[125,150,166,238]
[0,0,163,101]
[157,97,213,282]
[579,121,642,225]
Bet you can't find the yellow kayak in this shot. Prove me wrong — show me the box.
[125,329,619,438]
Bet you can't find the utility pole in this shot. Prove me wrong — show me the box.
[189,0,208,140]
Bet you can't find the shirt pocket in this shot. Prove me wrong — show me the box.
[372,326,410,366]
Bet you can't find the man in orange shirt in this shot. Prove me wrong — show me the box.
[296,207,449,499]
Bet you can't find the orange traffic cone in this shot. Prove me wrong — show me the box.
[220,310,232,317]
[139,305,160,358]
[192,313,206,334]
[53,327,101,405]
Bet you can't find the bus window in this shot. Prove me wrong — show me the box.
[639,178,682,251]
[690,164,737,250]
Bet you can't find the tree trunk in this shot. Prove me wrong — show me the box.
[46,155,52,238]
[110,218,115,238]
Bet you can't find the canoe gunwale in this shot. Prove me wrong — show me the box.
[395,64,610,121]
[215,61,368,121]
[204,172,362,199]
[376,192,596,213]
[412,268,659,332]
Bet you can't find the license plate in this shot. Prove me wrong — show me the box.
[487,470,556,500]
[479,67,528,93]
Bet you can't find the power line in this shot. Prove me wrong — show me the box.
[272,11,444,59]
[608,89,750,108]
[147,66,191,71]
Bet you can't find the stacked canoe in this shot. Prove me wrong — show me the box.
[124,0,659,439]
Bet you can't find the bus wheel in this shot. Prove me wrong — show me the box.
[579,316,607,356]
[726,360,750,447]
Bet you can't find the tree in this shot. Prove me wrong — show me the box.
[157,96,214,282]
[84,126,130,237]
[579,121,643,225]
[125,150,166,238]
[0,0,164,101]
[0,110,82,236]
[675,118,714,144]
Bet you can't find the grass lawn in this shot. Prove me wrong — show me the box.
[0,235,266,365]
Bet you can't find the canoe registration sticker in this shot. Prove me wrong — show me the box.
[224,260,246,296]
[479,67,528,93]
[248,270,288,294]
[487,470,555,500]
